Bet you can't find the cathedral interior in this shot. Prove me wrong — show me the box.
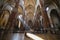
[0,0,60,40]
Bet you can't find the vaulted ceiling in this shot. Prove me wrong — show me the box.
[0,0,60,21]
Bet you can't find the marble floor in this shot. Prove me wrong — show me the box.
[0,32,60,40]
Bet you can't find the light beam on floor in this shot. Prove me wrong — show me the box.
[26,33,44,40]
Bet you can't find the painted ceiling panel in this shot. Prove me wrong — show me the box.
[24,0,36,13]
[24,0,36,7]
[18,6,23,14]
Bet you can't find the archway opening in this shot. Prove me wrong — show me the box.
[50,9,60,30]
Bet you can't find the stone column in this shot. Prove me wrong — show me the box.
[39,0,49,28]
